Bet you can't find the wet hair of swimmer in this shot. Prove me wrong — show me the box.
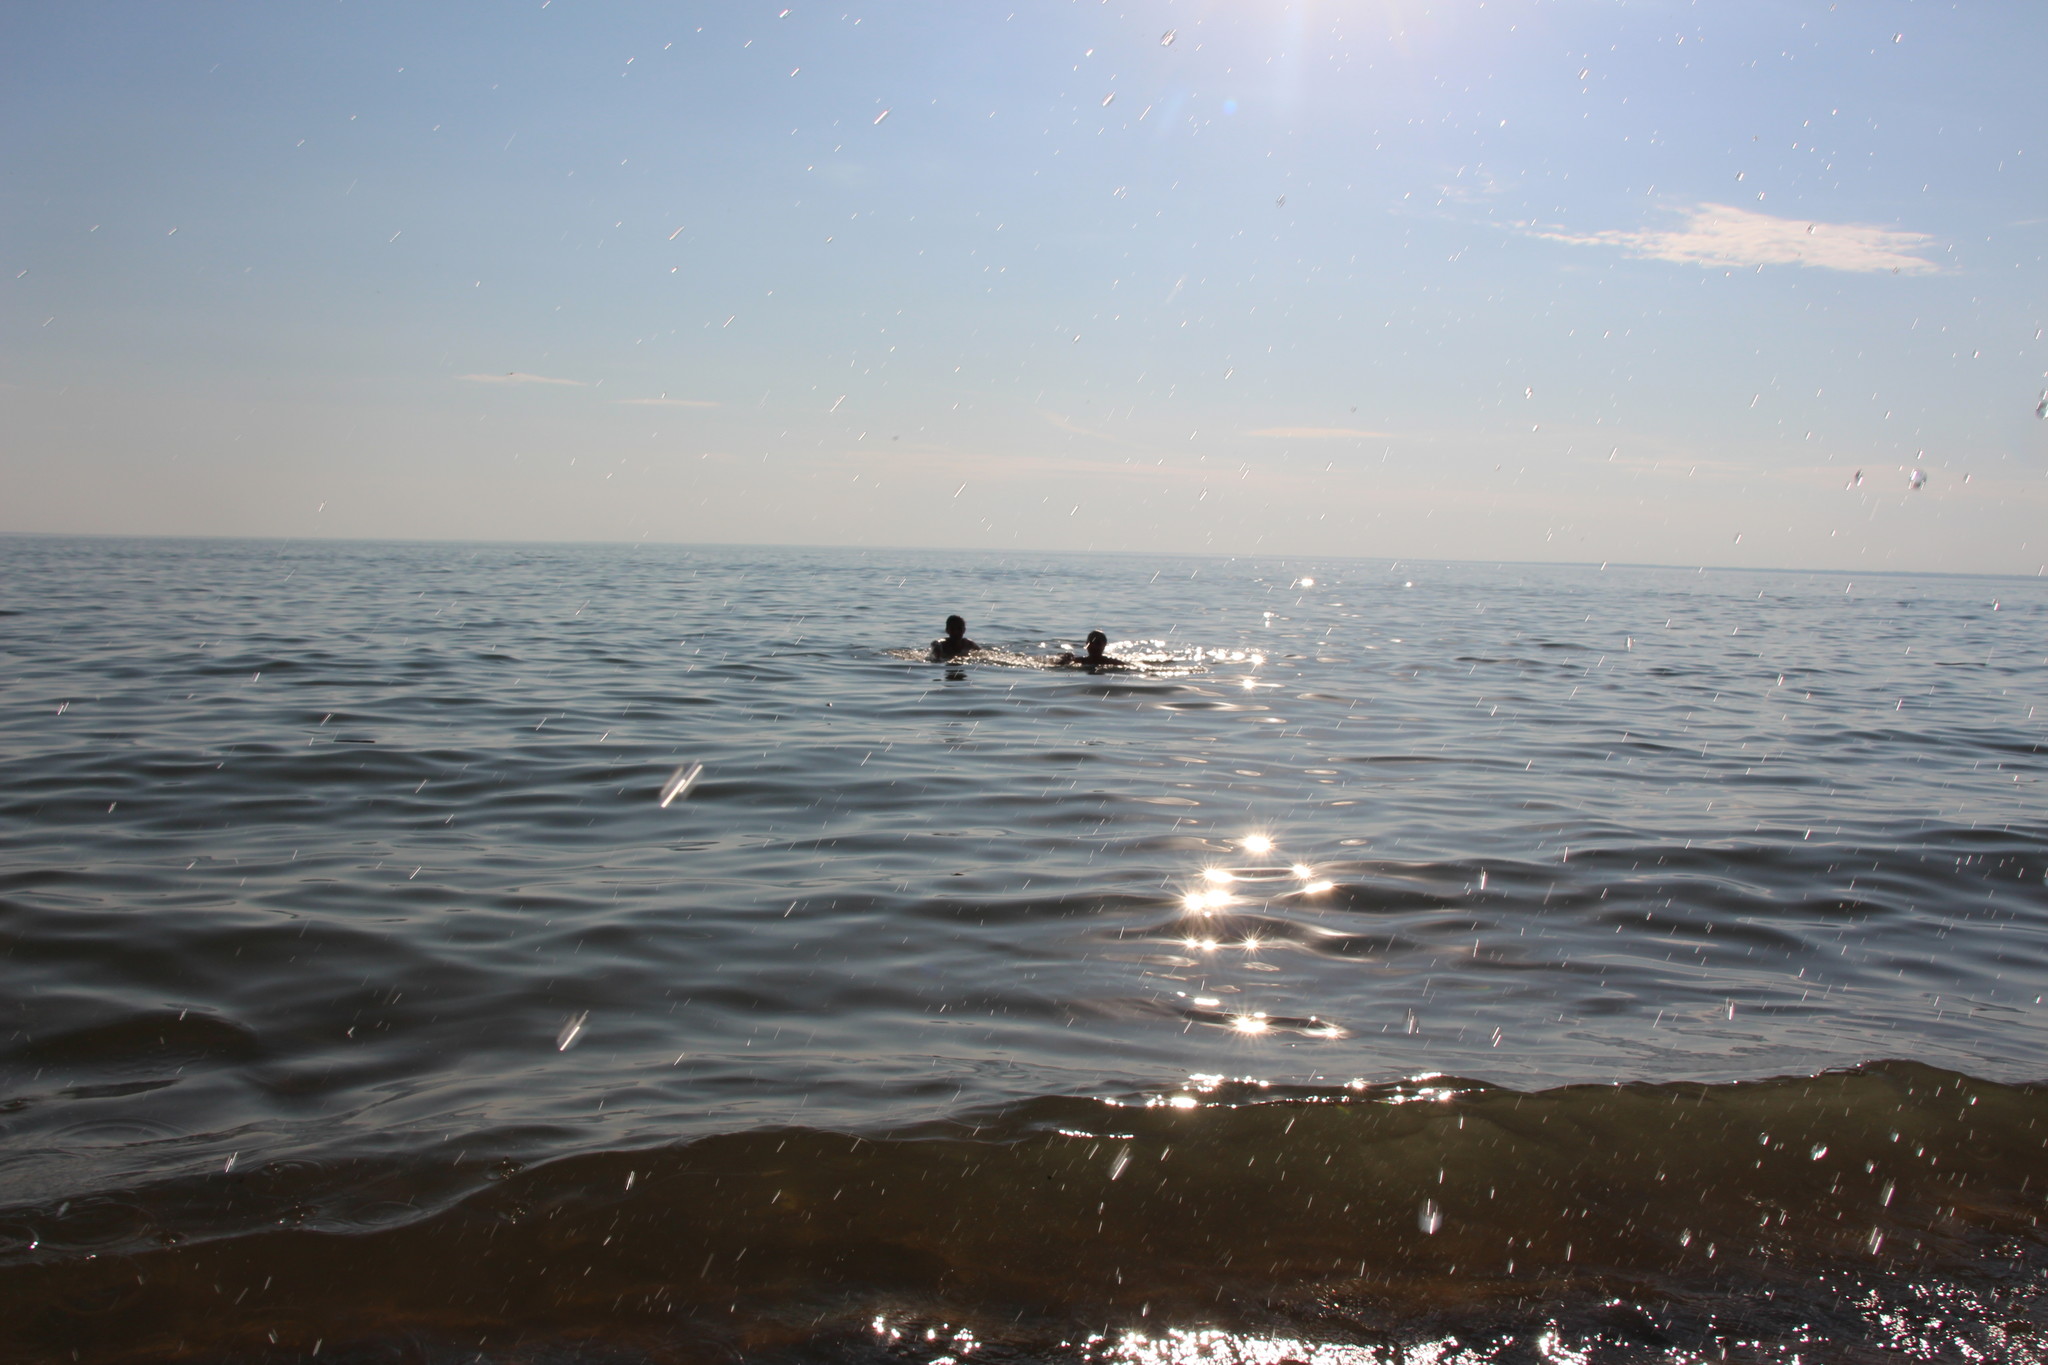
[945,615,968,638]
[1085,630,1108,657]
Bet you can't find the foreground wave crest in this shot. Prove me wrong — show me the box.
[3,1062,2043,1361]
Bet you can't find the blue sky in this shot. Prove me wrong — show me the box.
[5,0,2044,571]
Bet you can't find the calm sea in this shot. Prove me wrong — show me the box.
[3,536,2045,1362]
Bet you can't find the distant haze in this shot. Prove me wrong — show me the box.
[4,2,2044,573]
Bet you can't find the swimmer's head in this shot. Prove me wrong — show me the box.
[1085,630,1108,655]
[945,615,968,638]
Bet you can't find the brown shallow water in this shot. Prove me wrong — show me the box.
[8,1066,2048,1361]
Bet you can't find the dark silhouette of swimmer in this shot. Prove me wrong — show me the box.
[1055,630,1127,670]
[930,615,980,661]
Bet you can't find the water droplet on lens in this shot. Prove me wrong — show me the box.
[659,762,705,807]
[556,1011,589,1051]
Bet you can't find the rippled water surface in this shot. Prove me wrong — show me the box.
[3,537,2046,1361]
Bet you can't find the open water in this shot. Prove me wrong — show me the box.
[2,536,2046,1362]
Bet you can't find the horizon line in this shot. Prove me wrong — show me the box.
[0,529,2036,583]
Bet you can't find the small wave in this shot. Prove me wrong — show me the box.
[2,1064,2041,1361]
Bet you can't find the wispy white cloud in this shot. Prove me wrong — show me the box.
[1524,203,1942,275]
[456,371,586,386]
[1037,409,1165,454]
[1245,426,1399,440]
[616,396,719,408]
[852,443,1210,484]
[1041,409,1108,439]
[1589,451,1756,480]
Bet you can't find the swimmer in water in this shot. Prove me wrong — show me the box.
[1054,630,1127,670]
[930,614,980,661]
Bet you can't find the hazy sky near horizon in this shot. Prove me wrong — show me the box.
[5,1,2045,572]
